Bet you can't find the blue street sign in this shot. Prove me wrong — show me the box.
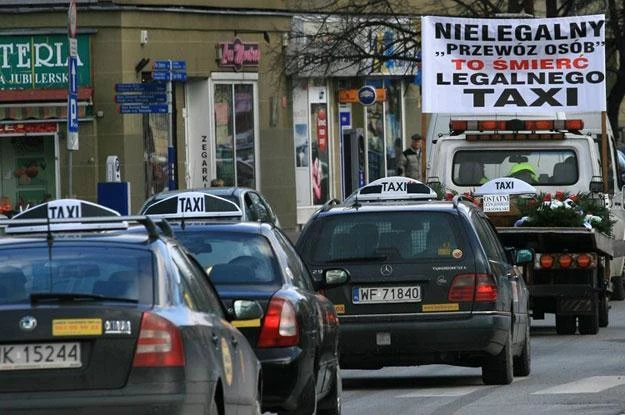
[118,104,169,114]
[115,82,166,93]
[68,56,78,95]
[154,60,186,71]
[152,71,187,81]
[114,93,167,104]
[68,92,78,132]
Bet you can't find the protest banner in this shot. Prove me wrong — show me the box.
[421,15,606,114]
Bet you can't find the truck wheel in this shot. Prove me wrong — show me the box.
[555,314,576,335]
[610,276,625,301]
[599,294,609,328]
[578,300,599,335]
[482,330,513,385]
[513,322,531,377]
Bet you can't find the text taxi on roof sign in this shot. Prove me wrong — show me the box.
[0,198,142,234]
[141,191,243,220]
[345,176,438,204]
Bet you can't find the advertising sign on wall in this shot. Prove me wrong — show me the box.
[421,15,606,114]
[0,34,91,90]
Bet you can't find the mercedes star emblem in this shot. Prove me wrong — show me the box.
[380,264,393,276]
[19,316,37,332]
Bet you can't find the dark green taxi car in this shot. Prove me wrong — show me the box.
[296,177,534,385]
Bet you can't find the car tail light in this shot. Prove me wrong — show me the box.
[577,253,592,268]
[558,254,573,268]
[132,312,185,367]
[475,274,498,302]
[539,254,554,269]
[448,273,497,302]
[257,297,299,348]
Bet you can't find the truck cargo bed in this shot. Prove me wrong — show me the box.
[496,227,623,258]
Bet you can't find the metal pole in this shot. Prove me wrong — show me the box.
[601,111,609,194]
[68,151,72,197]
[167,76,176,190]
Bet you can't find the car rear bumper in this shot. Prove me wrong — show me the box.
[338,311,511,369]
[0,381,215,415]
[256,346,314,412]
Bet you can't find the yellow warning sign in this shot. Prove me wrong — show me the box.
[53,319,102,336]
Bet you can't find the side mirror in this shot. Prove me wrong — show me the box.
[514,248,535,265]
[319,268,350,289]
[231,299,263,321]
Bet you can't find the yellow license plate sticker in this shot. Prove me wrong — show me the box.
[422,303,460,312]
[53,319,102,336]
[231,319,261,328]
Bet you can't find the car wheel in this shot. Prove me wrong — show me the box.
[610,275,625,301]
[279,376,317,415]
[253,378,263,415]
[599,293,609,328]
[513,322,531,377]
[482,329,513,385]
[555,314,576,335]
[318,365,342,415]
[578,298,599,335]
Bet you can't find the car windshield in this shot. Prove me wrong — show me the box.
[176,231,280,285]
[299,212,465,264]
[452,149,578,186]
[0,246,153,305]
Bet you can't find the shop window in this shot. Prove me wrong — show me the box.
[213,83,256,188]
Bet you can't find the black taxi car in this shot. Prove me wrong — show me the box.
[140,186,281,227]
[0,199,263,414]
[296,177,534,385]
[141,191,349,415]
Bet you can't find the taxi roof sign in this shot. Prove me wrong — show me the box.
[473,177,537,196]
[142,191,243,219]
[3,199,126,234]
[355,177,437,202]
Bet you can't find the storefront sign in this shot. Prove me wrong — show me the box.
[0,34,91,90]
[217,38,260,71]
[317,107,327,151]
[0,123,58,134]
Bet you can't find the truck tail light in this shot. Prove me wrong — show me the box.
[257,296,299,348]
[558,254,573,268]
[133,312,185,367]
[577,254,592,268]
[448,274,497,302]
[537,252,596,269]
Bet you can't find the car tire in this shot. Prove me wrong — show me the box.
[279,376,317,415]
[579,298,599,335]
[599,293,609,328]
[610,275,625,301]
[482,329,513,385]
[555,314,576,335]
[513,322,531,377]
[318,365,342,415]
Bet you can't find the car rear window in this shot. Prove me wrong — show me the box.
[299,212,466,263]
[176,231,280,285]
[0,246,154,305]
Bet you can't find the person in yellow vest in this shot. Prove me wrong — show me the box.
[508,162,538,184]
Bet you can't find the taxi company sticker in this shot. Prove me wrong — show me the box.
[452,249,463,259]
[231,318,261,328]
[334,304,345,314]
[221,337,234,386]
[422,303,460,312]
[53,319,102,336]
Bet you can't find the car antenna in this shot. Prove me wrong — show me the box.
[46,215,54,292]
[45,215,54,248]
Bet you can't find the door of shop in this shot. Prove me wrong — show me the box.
[0,134,57,216]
